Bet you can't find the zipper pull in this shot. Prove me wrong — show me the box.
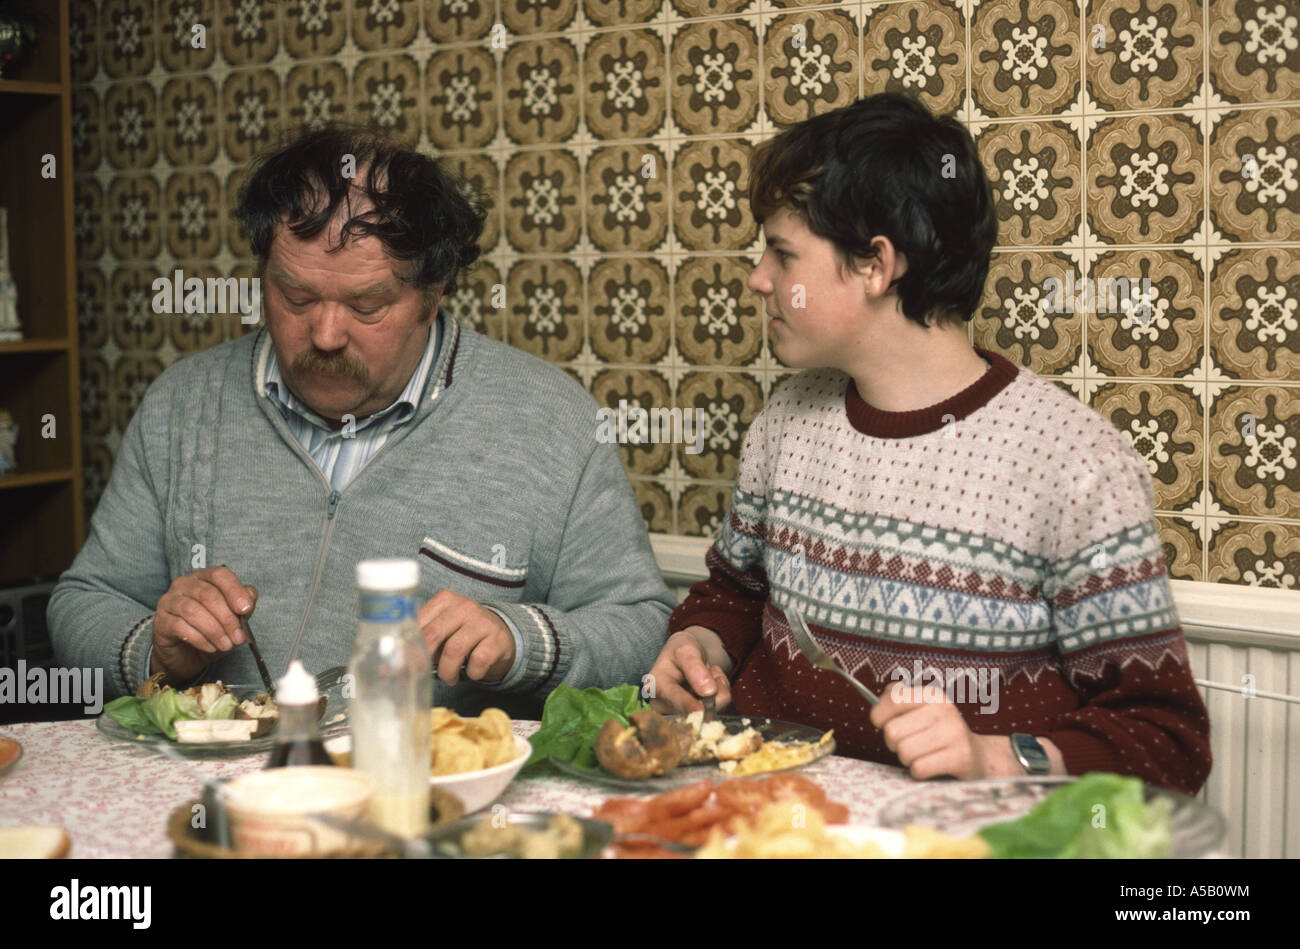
[327,490,340,519]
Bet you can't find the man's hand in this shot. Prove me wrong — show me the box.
[152,566,255,682]
[647,626,733,715]
[419,591,515,686]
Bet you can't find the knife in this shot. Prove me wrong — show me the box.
[239,613,276,695]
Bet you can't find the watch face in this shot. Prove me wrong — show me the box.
[1013,734,1048,768]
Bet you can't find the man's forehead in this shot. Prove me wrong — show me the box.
[267,263,400,295]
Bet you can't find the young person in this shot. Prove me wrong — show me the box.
[649,93,1211,794]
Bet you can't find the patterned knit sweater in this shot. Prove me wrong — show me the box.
[669,349,1211,794]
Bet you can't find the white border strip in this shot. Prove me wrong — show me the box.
[420,536,527,579]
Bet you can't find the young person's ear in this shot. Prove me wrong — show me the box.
[856,236,906,300]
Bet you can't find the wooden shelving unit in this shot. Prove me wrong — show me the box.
[0,0,83,586]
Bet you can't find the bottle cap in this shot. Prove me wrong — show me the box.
[275,660,319,706]
[356,557,419,592]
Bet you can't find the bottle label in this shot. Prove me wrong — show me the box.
[359,592,416,623]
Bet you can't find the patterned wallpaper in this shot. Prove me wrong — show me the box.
[69,0,1298,587]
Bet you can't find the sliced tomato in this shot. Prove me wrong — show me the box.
[645,779,715,821]
[679,826,722,848]
[811,800,849,824]
[592,797,651,834]
[642,805,733,841]
[713,780,773,817]
[758,773,828,803]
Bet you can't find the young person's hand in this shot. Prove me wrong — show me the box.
[870,684,1010,780]
[647,627,733,715]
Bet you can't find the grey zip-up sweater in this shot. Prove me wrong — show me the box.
[49,314,675,716]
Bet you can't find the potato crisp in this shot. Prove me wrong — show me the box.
[431,707,518,775]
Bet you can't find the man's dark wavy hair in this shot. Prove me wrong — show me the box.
[233,122,487,310]
[749,92,997,327]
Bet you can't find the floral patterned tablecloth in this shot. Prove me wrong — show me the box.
[0,720,917,858]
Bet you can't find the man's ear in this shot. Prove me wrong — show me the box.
[423,282,446,320]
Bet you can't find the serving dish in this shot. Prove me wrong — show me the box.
[224,766,375,857]
[324,733,532,814]
[168,787,466,859]
[424,811,613,859]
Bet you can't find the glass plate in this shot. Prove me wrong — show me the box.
[875,776,1226,857]
[95,674,350,759]
[424,812,613,859]
[547,715,834,791]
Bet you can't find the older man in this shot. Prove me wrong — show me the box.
[50,124,674,716]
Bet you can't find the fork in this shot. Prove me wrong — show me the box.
[314,665,347,692]
[700,693,716,723]
[784,607,879,706]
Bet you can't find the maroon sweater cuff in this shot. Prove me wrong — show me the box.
[670,602,762,668]
[1043,727,1123,777]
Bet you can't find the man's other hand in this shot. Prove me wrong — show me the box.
[419,590,516,686]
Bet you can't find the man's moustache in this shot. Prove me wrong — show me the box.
[295,356,367,381]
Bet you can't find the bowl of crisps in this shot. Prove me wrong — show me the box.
[324,707,529,815]
[426,707,530,813]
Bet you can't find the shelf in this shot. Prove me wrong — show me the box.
[0,468,73,490]
[0,79,63,97]
[0,338,69,354]
[0,1,84,586]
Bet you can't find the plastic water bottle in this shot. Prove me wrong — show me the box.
[347,558,431,837]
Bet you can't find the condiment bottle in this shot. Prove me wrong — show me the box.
[266,660,334,768]
[347,558,432,837]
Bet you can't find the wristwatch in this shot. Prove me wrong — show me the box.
[1010,733,1051,775]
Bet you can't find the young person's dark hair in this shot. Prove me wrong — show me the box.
[233,122,488,316]
[749,93,997,328]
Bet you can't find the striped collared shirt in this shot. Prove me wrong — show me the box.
[264,318,441,493]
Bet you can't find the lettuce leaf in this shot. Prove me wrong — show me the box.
[203,692,238,720]
[977,773,1173,859]
[103,696,162,735]
[140,688,202,740]
[525,684,647,771]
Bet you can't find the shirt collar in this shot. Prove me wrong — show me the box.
[264,314,441,433]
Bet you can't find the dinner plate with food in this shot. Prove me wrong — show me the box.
[590,773,989,858]
[696,815,991,860]
[97,668,350,758]
[549,706,836,790]
[875,772,1227,859]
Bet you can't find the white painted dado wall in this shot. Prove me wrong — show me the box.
[650,533,1300,859]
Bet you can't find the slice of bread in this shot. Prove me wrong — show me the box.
[0,825,71,859]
